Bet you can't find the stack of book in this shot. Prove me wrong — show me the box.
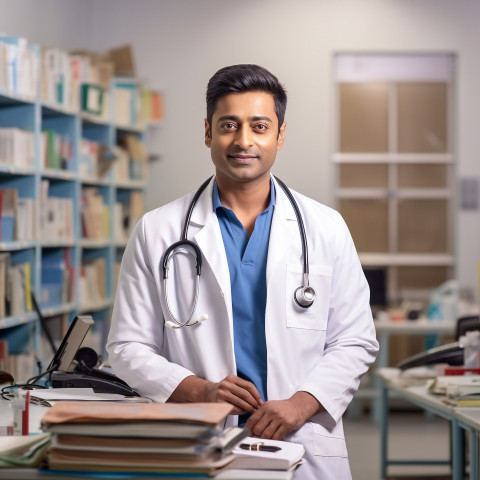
[40,401,245,476]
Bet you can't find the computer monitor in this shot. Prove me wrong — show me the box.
[363,268,387,309]
[47,315,94,372]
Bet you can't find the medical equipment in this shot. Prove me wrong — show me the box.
[161,176,315,329]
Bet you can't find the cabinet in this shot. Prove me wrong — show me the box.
[0,37,161,382]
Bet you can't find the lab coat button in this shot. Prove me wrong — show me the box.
[220,290,224,297]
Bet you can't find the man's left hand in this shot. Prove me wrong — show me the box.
[245,391,323,440]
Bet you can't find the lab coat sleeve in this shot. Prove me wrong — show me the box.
[106,215,195,402]
[300,212,379,428]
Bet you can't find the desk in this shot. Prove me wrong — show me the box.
[370,319,455,423]
[378,368,480,480]
[454,408,480,480]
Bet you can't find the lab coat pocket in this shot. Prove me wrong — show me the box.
[286,263,332,331]
[312,422,348,457]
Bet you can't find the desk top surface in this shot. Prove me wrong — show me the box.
[375,318,456,334]
[454,407,480,430]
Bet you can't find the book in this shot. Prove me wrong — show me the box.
[48,426,246,457]
[443,394,480,407]
[216,467,297,479]
[0,188,17,242]
[0,36,38,99]
[0,252,9,318]
[228,437,305,471]
[46,450,235,475]
[43,421,217,439]
[42,401,233,431]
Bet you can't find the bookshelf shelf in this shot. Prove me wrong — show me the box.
[0,312,38,329]
[0,241,38,251]
[0,165,36,175]
[41,170,76,181]
[79,299,113,314]
[40,302,76,318]
[0,37,162,382]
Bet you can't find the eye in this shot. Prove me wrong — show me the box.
[221,122,236,131]
[253,123,268,132]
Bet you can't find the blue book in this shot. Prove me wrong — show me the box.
[1,216,14,242]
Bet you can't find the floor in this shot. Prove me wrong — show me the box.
[344,411,456,480]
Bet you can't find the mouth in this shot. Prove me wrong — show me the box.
[227,154,258,163]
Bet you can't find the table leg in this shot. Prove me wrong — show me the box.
[451,418,465,480]
[380,381,389,479]
[469,427,478,480]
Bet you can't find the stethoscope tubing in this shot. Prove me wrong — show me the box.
[161,175,314,328]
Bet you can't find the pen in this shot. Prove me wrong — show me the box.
[239,442,281,452]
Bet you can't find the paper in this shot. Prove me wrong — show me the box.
[429,375,480,395]
[0,433,51,467]
[24,388,149,403]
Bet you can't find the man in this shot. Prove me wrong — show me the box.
[107,64,379,479]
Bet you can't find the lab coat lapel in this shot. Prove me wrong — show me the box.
[267,177,297,284]
[190,178,233,331]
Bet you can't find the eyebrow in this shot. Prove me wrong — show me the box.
[216,115,273,123]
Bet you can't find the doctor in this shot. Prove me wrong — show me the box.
[107,64,378,480]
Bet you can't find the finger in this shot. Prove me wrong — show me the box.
[218,385,260,413]
[249,412,274,438]
[245,408,265,434]
[224,382,262,410]
[229,377,263,406]
[271,424,286,441]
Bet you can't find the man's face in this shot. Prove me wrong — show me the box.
[205,91,286,187]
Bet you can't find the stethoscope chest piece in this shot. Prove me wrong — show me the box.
[294,285,316,308]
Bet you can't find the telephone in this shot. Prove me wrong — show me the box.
[51,346,140,397]
[46,315,140,397]
[397,341,463,370]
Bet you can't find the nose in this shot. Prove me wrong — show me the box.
[234,126,253,150]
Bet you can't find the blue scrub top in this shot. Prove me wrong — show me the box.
[213,180,275,404]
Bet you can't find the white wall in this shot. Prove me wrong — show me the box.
[1,0,479,300]
[0,0,93,51]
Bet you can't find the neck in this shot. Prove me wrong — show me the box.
[216,175,271,236]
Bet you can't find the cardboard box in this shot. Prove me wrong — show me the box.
[108,44,136,77]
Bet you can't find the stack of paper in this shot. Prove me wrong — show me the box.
[0,433,51,468]
[41,401,244,476]
[429,375,480,406]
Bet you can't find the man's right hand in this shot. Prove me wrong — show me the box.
[168,374,263,415]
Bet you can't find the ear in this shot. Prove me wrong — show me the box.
[204,118,212,147]
[276,121,287,151]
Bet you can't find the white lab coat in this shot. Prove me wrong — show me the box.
[107,176,379,480]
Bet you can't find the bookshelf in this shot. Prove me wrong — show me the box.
[0,37,162,382]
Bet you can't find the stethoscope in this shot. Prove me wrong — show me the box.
[161,176,316,329]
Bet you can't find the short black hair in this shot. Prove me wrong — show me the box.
[206,64,287,130]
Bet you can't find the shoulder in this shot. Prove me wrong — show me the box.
[288,188,346,228]
[142,190,195,225]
